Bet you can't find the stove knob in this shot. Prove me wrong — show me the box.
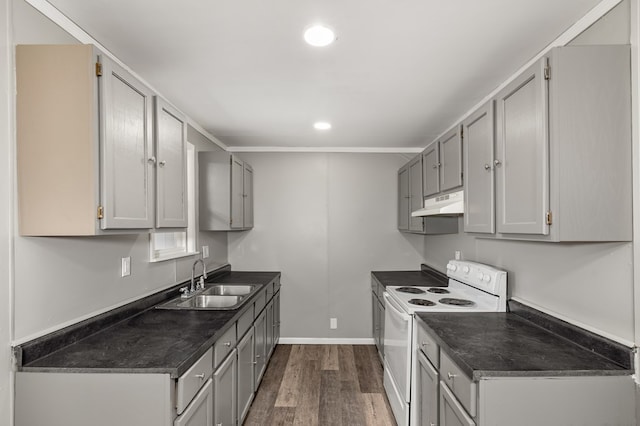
[462,266,470,273]
[447,264,457,272]
[483,274,492,282]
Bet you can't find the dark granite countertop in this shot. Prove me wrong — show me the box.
[415,311,633,380]
[17,271,280,378]
[372,264,448,288]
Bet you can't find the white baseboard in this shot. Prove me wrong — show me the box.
[278,337,375,345]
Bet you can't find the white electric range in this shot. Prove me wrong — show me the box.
[383,260,507,426]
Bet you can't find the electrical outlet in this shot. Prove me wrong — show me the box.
[330,318,338,329]
[121,257,131,277]
[455,250,461,260]
[202,245,209,259]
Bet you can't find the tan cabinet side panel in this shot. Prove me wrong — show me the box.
[15,372,172,426]
[17,45,98,235]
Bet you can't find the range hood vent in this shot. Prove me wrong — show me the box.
[411,190,464,217]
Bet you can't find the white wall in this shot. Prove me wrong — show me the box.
[1,0,13,423]
[228,153,426,340]
[11,0,228,343]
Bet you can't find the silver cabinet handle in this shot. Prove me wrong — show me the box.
[147,156,156,165]
[484,163,491,170]
[194,373,205,379]
[252,361,258,365]
[223,342,231,347]
[447,372,457,380]
[494,159,502,166]
[256,354,261,358]
[159,160,166,167]
[421,341,429,347]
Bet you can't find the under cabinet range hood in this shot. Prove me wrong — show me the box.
[411,190,464,217]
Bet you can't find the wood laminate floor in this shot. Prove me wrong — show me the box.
[244,345,397,426]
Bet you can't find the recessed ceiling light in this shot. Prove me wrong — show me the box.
[314,121,332,130]
[304,25,336,47]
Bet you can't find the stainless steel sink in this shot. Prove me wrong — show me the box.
[179,295,244,309]
[156,283,259,310]
[202,284,255,296]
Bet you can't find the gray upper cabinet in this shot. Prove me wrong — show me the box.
[422,142,440,197]
[16,44,159,235]
[423,126,463,198]
[494,45,631,242]
[463,101,495,234]
[398,165,410,231]
[199,152,254,231]
[154,97,188,228]
[408,156,426,232]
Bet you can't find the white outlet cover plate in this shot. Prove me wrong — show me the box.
[202,245,209,259]
[121,257,131,277]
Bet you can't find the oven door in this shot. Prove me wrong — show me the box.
[383,292,412,426]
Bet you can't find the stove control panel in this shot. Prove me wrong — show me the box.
[446,260,507,296]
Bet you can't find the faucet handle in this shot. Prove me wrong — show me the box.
[179,287,190,298]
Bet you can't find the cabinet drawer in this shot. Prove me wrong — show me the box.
[214,324,237,368]
[416,323,439,368]
[254,287,267,314]
[237,304,254,339]
[440,350,476,416]
[176,348,213,415]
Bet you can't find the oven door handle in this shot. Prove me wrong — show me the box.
[383,292,411,320]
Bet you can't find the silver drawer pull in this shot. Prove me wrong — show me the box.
[223,342,231,347]
[256,354,261,358]
[494,159,502,166]
[252,361,258,365]
[484,163,491,170]
[447,372,457,380]
[194,373,205,379]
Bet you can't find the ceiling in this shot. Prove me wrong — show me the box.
[45,0,605,150]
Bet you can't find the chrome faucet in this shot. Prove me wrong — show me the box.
[191,259,208,293]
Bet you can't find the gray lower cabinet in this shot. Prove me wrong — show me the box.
[214,349,237,426]
[440,382,475,426]
[254,309,267,388]
[237,328,255,424]
[273,290,281,344]
[493,45,631,241]
[175,379,214,426]
[416,350,438,426]
[266,299,275,358]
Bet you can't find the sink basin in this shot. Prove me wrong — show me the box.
[202,284,255,296]
[178,295,244,309]
[155,283,260,310]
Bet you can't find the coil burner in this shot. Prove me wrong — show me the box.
[427,288,449,294]
[408,299,436,307]
[396,287,426,294]
[439,298,475,307]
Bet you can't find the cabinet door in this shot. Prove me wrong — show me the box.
[422,141,440,197]
[155,97,187,228]
[416,351,438,426]
[408,156,425,233]
[439,126,463,192]
[213,350,237,426]
[377,299,385,358]
[266,299,275,358]
[254,311,267,388]
[398,166,410,230]
[463,102,495,234]
[273,291,281,345]
[99,54,154,229]
[174,379,213,426]
[230,157,244,229]
[440,382,475,426]
[237,329,255,424]
[495,57,549,235]
[371,293,379,345]
[243,163,254,228]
